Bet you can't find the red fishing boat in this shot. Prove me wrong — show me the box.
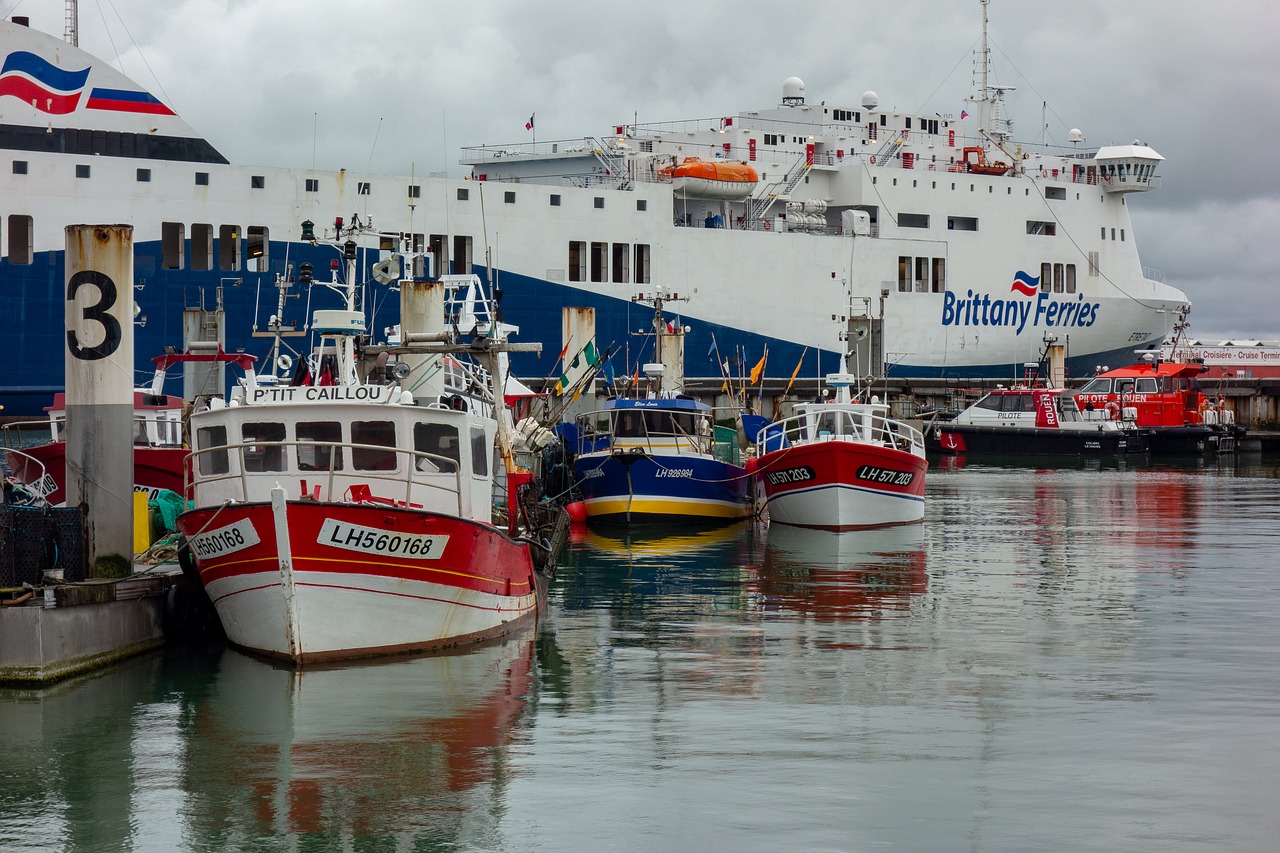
[750,374,927,530]
[175,221,565,665]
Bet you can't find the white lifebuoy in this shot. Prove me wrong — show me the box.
[277,354,293,373]
[870,155,877,164]
[1104,401,1120,419]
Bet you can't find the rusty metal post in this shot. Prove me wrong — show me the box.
[399,280,447,402]
[64,225,135,578]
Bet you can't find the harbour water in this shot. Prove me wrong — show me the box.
[3,455,1279,851]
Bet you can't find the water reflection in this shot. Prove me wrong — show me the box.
[180,635,538,848]
[754,525,927,620]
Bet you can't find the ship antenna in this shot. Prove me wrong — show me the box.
[980,0,989,101]
[65,0,78,46]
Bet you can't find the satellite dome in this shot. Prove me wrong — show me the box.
[1068,128,1084,143]
[782,77,806,105]
[861,90,879,110]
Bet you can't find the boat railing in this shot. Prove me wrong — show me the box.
[758,409,925,456]
[185,440,465,514]
[574,408,737,460]
[1,419,57,450]
[1,448,53,506]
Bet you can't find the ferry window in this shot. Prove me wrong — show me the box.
[914,257,929,292]
[1045,186,1066,200]
[470,428,489,477]
[76,164,91,178]
[408,184,421,198]
[1120,229,1125,241]
[931,258,946,293]
[947,216,978,231]
[242,422,286,473]
[352,421,397,471]
[1101,227,1106,240]
[594,197,605,209]
[898,213,928,229]
[457,188,469,201]
[247,226,269,271]
[11,160,27,174]
[1065,264,1077,293]
[251,175,265,189]
[568,241,586,282]
[1088,252,1100,277]
[637,199,647,211]
[634,244,651,284]
[218,225,241,271]
[6,215,32,265]
[196,425,229,475]
[428,234,448,272]
[1053,263,1065,293]
[297,422,343,471]
[192,224,213,271]
[452,234,472,275]
[504,191,516,204]
[305,178,319,193]
[612,243,630,283]
[1027,220,1056,236]
[195,172,209,186]
[550,194,561,206]
[1040,263,1052,293]
[413,423,459,472]
[880,115,887,126]
[897,256,911,292]
[161,222,185,270]
[590,242,608,283]
[1111,228,1116,240]
[137,168,151,182]
[357,182,371,195]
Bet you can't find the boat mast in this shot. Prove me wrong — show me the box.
[64,0,78,46]
[980,0,989,103]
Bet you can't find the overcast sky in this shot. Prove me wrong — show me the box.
[7,0,1279,340]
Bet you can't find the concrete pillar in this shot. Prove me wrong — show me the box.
[64,225,134,578]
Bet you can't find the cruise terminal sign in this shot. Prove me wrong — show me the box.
[941,271,1100,335]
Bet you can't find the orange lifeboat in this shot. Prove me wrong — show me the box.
[658,157,758,200]
[961,145,1011,176]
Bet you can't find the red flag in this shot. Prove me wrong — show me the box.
[525,114,535,131]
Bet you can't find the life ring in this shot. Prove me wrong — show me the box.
[1104,401,1120,419]
[870,155,877,164]
[1041,169,1048,178]
[762,219,771,231]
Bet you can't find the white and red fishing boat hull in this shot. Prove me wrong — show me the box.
[755,440,927,531]
[177,497,544,664]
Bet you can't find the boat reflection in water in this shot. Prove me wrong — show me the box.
[181,634,537,847]
[754,525,927,621]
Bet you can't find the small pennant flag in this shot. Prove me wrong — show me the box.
[960,108,970,120]
[525,113,535,131]
[750,351,767,384]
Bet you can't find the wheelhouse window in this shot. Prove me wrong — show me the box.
[242,422,286,472]
[470,428,489,477]
[196,425,229,475]
[413,423,460,472]
[352,421,397,471]
[297,422,343,471]
[1078,378,1112,394]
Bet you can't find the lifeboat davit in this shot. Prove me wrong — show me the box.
[659,157,758,200]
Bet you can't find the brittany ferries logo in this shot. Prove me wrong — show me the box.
[941,271,1100,335]
[0,50,174,115]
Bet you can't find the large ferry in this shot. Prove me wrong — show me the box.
[0,3,1190,415]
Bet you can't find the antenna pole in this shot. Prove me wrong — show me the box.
[980,0,989,99]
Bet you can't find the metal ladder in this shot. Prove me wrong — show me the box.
[747,154,812,226]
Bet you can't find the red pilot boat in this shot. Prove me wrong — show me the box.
[1073,354,1246,455]
[751,374,927,530]
[176,221,565,665]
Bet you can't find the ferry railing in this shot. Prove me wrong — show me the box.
[185,440,465,516]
